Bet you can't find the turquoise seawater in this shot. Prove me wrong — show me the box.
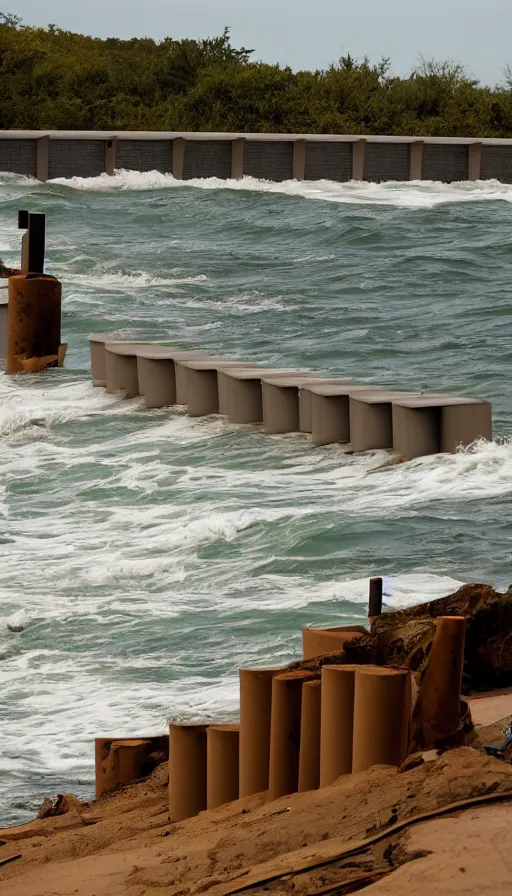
[1,171,511,825]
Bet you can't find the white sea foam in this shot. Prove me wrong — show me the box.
[44,168,512,207]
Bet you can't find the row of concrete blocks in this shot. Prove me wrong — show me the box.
[89,334,492,458]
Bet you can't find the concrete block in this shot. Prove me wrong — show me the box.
[218,363,260,414]
[206,724,240,809]
[302,626,368,660]
[392,395,492,458]
[468,142,482,181]
[349,391,419,453]
[88,333,144,387]
[298,378,354,433]
[177,359,254,416]
[261,375,323,434]
[104,342,152,397]
[307,384,385,446]
[95,735,168,798]
[225,368,309,424]
[136,347,209,408]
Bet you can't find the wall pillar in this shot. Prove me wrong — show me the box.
[298,680,322,792]
[172,138,186,180]
[319,665,356,787]
[268,670,315,801]
[239,667,282,798]
[352,668,411,773]
[293,139,306,181]
[409,141,424,180]
[206,724,240,809]
[231,138,245,180]
[352,139,366,181]
[36,136,49,183]
[169,723,208,821]
[468,142,482,181]
[105,138,117,176]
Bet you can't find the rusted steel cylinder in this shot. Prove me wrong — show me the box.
[416,615,466,748]
[7,274,61,374]
[368,577,383,622]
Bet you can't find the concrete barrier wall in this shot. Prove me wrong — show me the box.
[4,131,512,182]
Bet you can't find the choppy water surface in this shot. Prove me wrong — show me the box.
[1,171,511,825]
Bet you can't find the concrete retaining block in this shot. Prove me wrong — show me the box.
[306,384,385,446]
[136,346,209,409]
[298,379,357,433]
[224,368,310,424]
[392,395,492,458]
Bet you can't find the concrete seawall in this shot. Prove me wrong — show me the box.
[1,131,512,183]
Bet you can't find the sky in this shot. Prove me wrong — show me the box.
[10,0,512,87]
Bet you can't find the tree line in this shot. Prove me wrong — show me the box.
[1,14,511,136]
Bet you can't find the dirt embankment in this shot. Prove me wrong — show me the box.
[1,742,512,896]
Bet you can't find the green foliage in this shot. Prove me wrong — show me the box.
[0,17,511,135]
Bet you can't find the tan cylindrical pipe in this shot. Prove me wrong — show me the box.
[239,666,282,798]
[352,668,411,773]
[417,615,466,748]
[7,274,62,374]
[319,665,356,787]
[206,723,240,810]
[302,626,368,660]
[169,723,208,821]
[298,680,321,793]
[268,670,315,801]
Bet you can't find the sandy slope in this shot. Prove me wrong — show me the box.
[1,741,512,896]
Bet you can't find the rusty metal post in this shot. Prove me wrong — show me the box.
[368,577,383,621]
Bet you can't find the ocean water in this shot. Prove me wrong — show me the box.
[1,171,511,826]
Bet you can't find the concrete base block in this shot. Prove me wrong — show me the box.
[307,385,383,444]
[349,392,414,453]
[298,379,352,433]
[207,724,240,809]
[137,357,177,408]
[169,723,208,822]
[178,360,255,416]
[441,401,492,452]
[95,735,168,798]
[225,369,306,425]
[217,364,259,414]
[311,393,351,446]
[261,376,317,434]
[105,346,142,397]
[392,397,492,458]
[187,367,219,416]
[302,626,368,660]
